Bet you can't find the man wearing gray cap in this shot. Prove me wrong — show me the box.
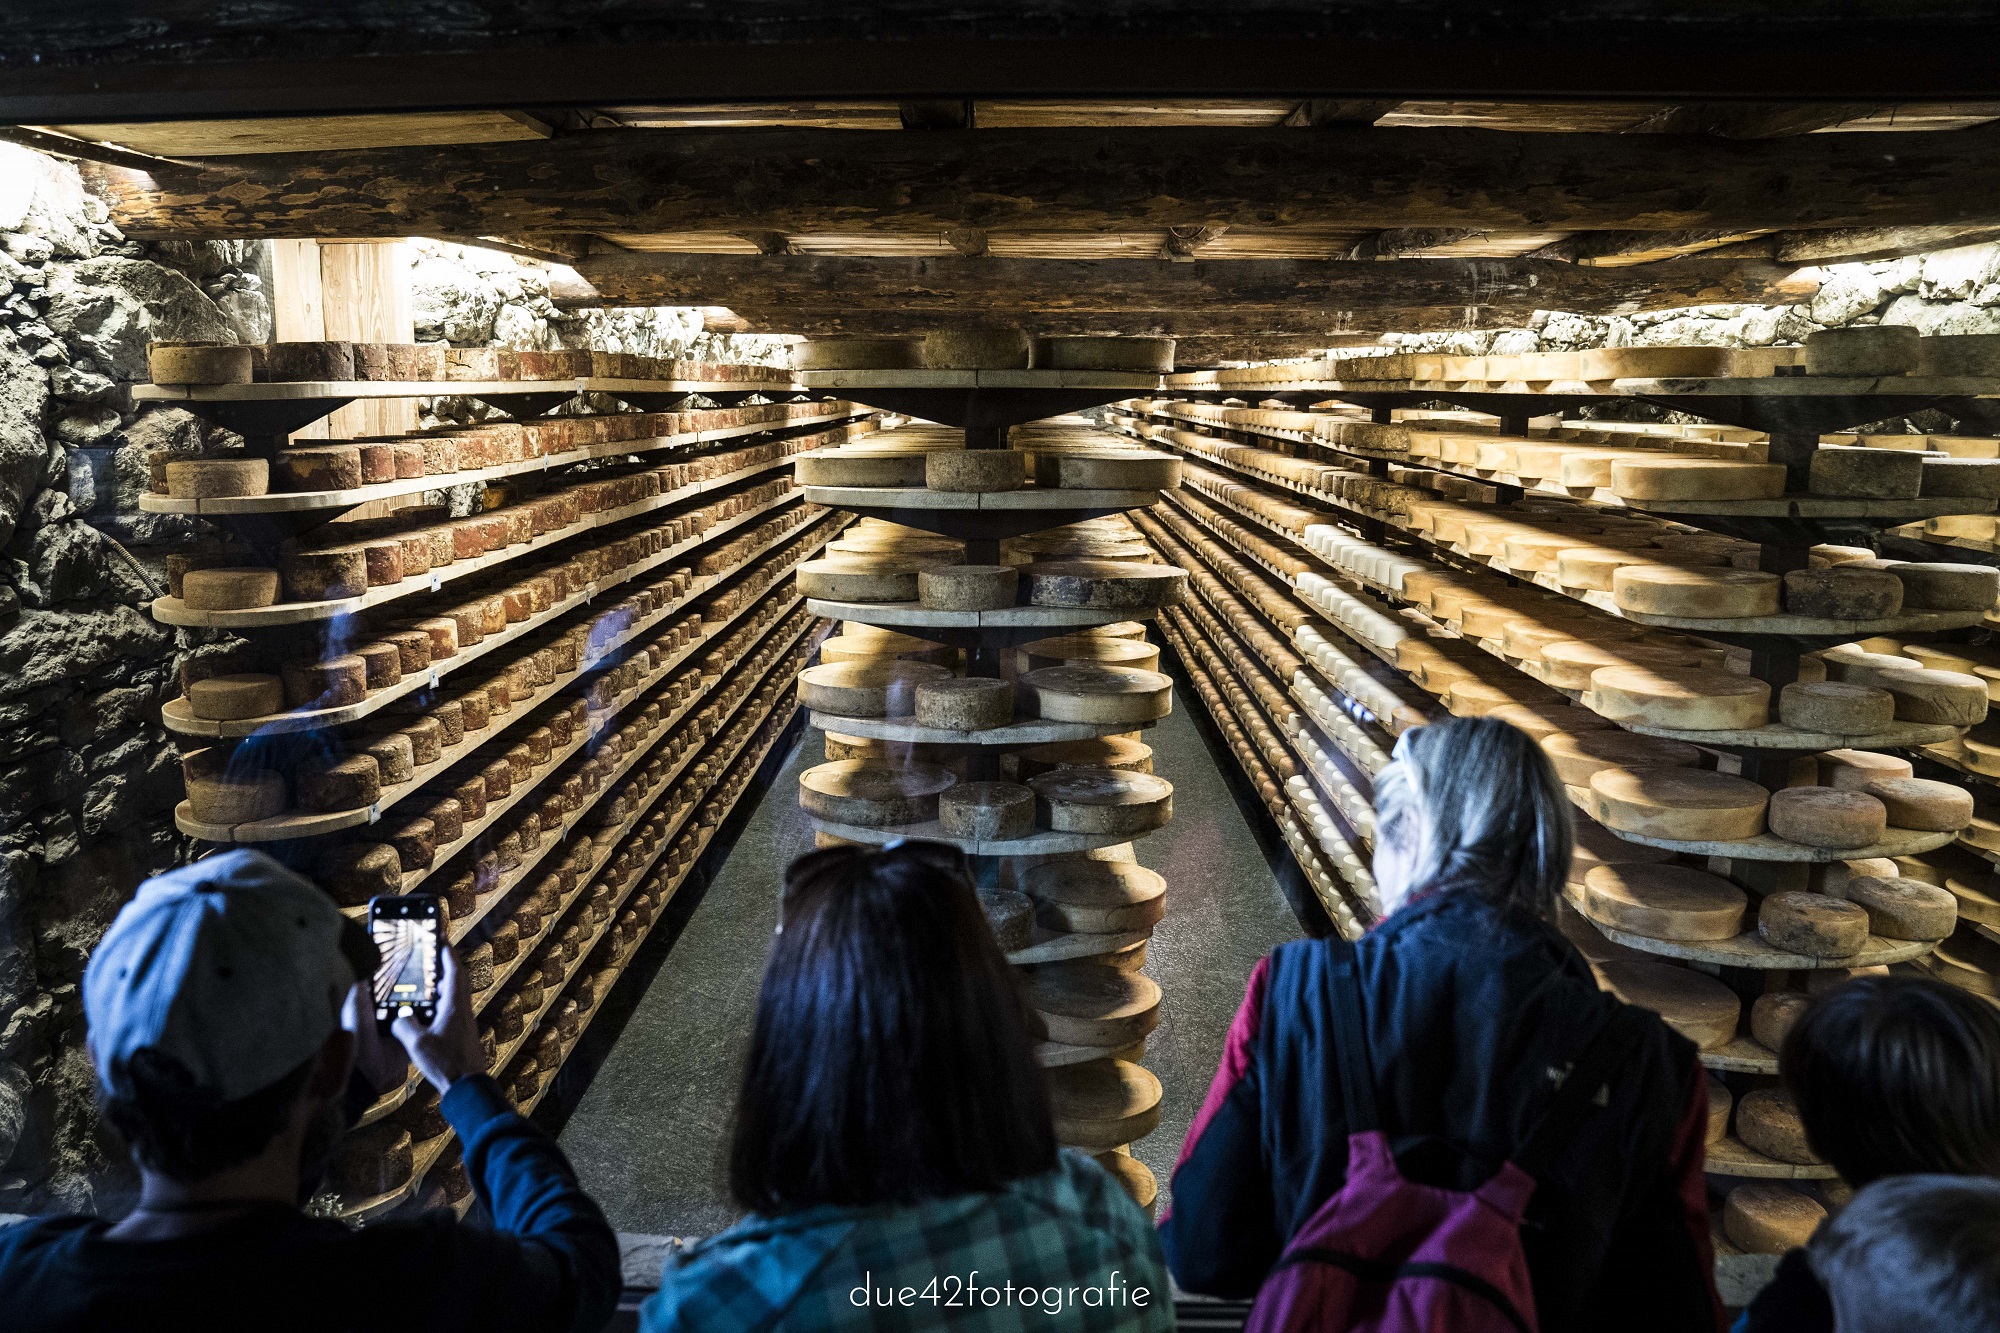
[0,850,621,1332]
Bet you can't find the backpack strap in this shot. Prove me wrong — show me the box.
[1331,938,1381,1134]
[1509,1006,1644,1181]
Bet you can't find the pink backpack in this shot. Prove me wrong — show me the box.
[1246,945,1639,1333]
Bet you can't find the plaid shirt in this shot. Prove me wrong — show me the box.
[641,1151,1173,1331]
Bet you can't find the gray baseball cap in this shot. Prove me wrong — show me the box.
[84,850,376,1103]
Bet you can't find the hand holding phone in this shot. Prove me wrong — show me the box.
[392,943,487,1095]
[369,894,444,1023]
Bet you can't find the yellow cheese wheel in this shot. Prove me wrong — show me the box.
[1611,566,1781,619]
[927,449,1026,492]
[1777,682,1896,734]
[1541,730,1702,786]
[163,458,271,499]
[796,660,954,718]
[1539,640,1700,690]
[180,567,280,611]
[1589,767,1770,843]
[185,674,285,721]
[1874,667,1989,726]
[1736,1087,1823,1165]
[1862,777,1975,832]
[1594,958,1741,1049]
[1751,991,1811,1051]
[1724,1184,1826,1255]
[1586,665,1771,731]
[1836,876,1957,940]
[1817,747,1914,790]
[1487,702,1617,741]
[798,759,956,827]
[1707,1079,1733,1146]
[1046,1058,1163,1151]
[1582,863,1748,942]
[1608,458,1787,502]
[1766,787,1889,850]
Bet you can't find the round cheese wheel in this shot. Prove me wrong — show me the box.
[1583,863,1748,942]
[918,564,1018,611]
[1751,991,1812,1051]
[1021,635,1160,675]
[1782,567,1904,620]
[1026,961,1162,1047]
[1023,560,1187,611]
[1777,682,1896,734]
[1487,702,1616,741]
[1862,776,1974,831]
[1594,958,1741,1049]
[279,548,368,603]
[1805,324,1920,376]
[797,660,953,718]
[820,629,955,668]
[276,447,364,492]
[186,770,288,824]
[363,733,416,785]
[1586,665,1771,731]
[1541,730,1702,786]
[1026,860,1168,934]
[1028,769,1173,835]
[792,337,920,370]
[921,329,1032,370]
[1808,444,1923,500]
[1539,640,1698,690]
[282,655,367,709]
[798,759,956,827]
[1837,875,1957,940]
[1818,747,1914,790]
[1589,767,1770,843]
[1707,1078,1733,1146]
[1009,735,1154,780]
[914,677,1014,731]
[927,449,1026,492]
[1894,562,2000,611]
[1611,566,1781,619]
[186,673,284,721]
[1096,1151,1158,1216]
[1736,1087,1823,1164]
[1607,458,1787,502]
[148,341,254,385]
[798,554,949,603]
[980,889,1036,950]
[1021,665,1173,724]
[1758,890,1871,957]
[164,458,270,499]
[1724,1184,1827,1255]
[1874,667,1989,725]
[1038,335,1175,372]
[795,449,929,487]
[938,781,1036,841]
[1047,1058,1163,1150]
[1048,452,1181,490]
[1767,787,1889,850]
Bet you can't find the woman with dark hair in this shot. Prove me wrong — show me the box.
[642,841,1170,1332]
[1735,974,2000,1333]
[1163,715,1723,1331]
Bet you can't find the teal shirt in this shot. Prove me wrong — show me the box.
[641,1151,1174,1331]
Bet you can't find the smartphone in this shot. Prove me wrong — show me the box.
[368,894,445,1023]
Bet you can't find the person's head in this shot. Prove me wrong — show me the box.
[1780,974,2000,1187]
[729,841,1056,1213]
[84,850,377,1192]
[1810,1174,2000,1333]
[1371,715,1573,917]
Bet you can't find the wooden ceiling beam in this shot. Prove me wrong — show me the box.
[567,251,1817,318]
[1624,102,1886,138]
[715,307,1383,338]
[88,123,2000,241]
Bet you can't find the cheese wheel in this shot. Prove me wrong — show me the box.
[331,1123,413,1198]
[147,341,254,385]
[1590,767,1769,843]
[1020,665,1173,725]
[1023,560,1187,610]
[795,449,929,487]
[1611,566,1781,619]
[1777,682,1896,734]
[185,770,288,824]
[914,677,1013,731]
[1047,452,1181,490]
[1047,1058,1163,1150]
[938,781,1036,841]
[362,733,416,785]
[1586,666,1771,732]
[282,654,367,709]
[798,759,956,827]
[1751,991,1812,1052]
[1537,640,1696,690]
[1540,730,1702,786]
[1808,444,1924,500]
[1919,455,2000,498]
[1836,875,1956,940]
[1026,961,1162,1047]
[1707,1078,1733,1146]
[278,548,368,603]
[920,329,1032,370]
[1008,736,1154,780]
[1607,458,1787,502]
[1875,667,1989,725]
[918,564,1018,611]
[980,889,1036,950]
[1026,861,1167,934]
[1818,748,1914,790]
[354,642,403,690]
[796,660,953,718]
[1028,769,1173,835]
[275,447,364,493]
[1894,562,2000,611]
[1038,336,1175,372]
[185,673,285,721]
[792,338,921,371]
[1582,863,1747,942]
[1805,324,1920,376]
[1096,1151,1158,1216]
[1736,1087,1823,1164]
[1782,567,1905,620]
[820,627,955,668]
[176,568,280,615]
[1022,635,1160,675]
[164,459,270,499]
[798,554,950,603]
[297,752,381,813]
[1759,890,1870,957]
[1594,958,1741,1049]
[926,449,1026,492]
[1862,777,1974,832]
[402,714,446,763]
[380,630,433,674]
[1768,787,1889,850]
[1724,1184,1826,1255]
[1486,702,1616,741]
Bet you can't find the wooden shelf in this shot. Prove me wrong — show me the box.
[798,369,1160,390]
[1562,790,1960,862]
[140,408,860,516]
[134,375,804,403]
[801,483,1166,512]
[805,598,1159,632]
[805,712,1155,747]
[1705,1135,1840,1181]
[149,458,802,628]
[1565,890,1939,970]
[809,816,1145,857]
[1003,925,1155,967]
[1700,1036,1781,1076]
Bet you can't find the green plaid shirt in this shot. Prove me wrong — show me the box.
[641,1151,1173,1331]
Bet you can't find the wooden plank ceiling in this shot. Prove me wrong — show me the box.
[29,95,2000,360]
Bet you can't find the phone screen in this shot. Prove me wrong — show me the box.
[369,894,444,1023]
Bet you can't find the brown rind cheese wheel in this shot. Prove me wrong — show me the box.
[1046,1058,1163,1150]
[1022,560,1187,611]
[798,759,956,827]
[937,782,1036,841]
[1594,958,1740,1050]
[1020,665,1172,725]
[1766,787,1888,850]
[1582,864,1747,942]
[1723,1184,1826,1255]
[1835,876,1957,940]
[1736,1087,1823,1165]
[1758,891,1870,958]
[1027,769,1173,836]
[1589,767,1769,843]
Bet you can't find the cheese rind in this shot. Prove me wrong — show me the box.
[937,781,1036,841]
[918,564,1019,611]
[1782,567,1904,619]
[1027,769,1173,835]
[1777,682,1896,734]
[1893,562,2000,611]
[1582,864,1747,942]
[798,759,957,827]
[913,677,1014,731]
[1586,665,1771,731]
[1047,1058,1163,1150]
[1589,766,1770,842]
[1022,560,1187,610]
[1607,458,1786,502]
[1836,875,1957,940]
[1818,748,1915,790]
[164,459,270,499]
[1767,787,1890,850]
[1020,665,1173,724]
[1724,1184,1827,1255]
[1751,991,1811,1052]
[186,673,285,721]
[1805,324,1920,376]
[1540,730,1702,786]
[278,548,368,602]
[1594,958,1741,1049]
[186,770,288,824]
[796,660,953,718]
[1026,861,1168,934]
[1875,667,1989,725]
[1736,1087,1823,1165]
[1611,566,1782,619]
[926,450,1026,493]
[1807,444,1924,500]
[1862,777,1975,832]
[1026,960,1162,1047]
[1758,890,1871,957]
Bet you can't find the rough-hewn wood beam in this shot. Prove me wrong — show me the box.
[1770,224,2000,264]
[1347,228,1486,259]
[570,251,1817,318]
[89,124,2000,241]
[1530,228,1771,266]
[718,307,1383,338]
[1625,102,1884,138]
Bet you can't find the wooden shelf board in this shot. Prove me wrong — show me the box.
[1705,1136,1840,1181]
[1701,1036,1781,1075]
[805,711,1154,747]
[797,369,1160,390]
[802,484,1165,512]
[808,816,1147,856]
[1568,895,1939,970]
[805,598,1159,631]
[134,376,803,403]
[1005,925,1153,966]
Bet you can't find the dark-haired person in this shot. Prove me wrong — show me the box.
[1808,1174,2000,1333]
[1162,716,1722,1331]
[642,842,1170,1332]
[0,849,620,1333]
[1735,974,2000,1333]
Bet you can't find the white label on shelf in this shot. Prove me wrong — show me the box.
[428,572,442,592]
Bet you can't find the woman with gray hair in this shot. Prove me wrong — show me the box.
[1161,715,1723,1331]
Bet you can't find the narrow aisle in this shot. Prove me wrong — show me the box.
[559,703,1302,1237]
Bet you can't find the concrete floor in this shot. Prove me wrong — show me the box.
[558,703,1302,1237]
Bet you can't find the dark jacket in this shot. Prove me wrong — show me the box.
[1734,1249,1832,1333]
[0,1074,620,1333]
[1160,889,1721,1333]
